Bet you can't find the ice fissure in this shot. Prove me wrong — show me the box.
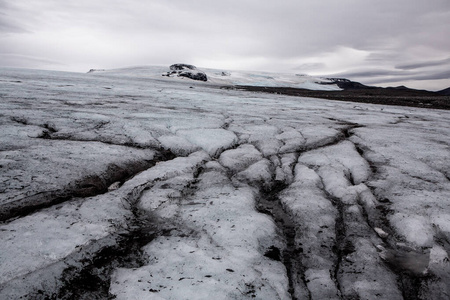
[294,131,405,299]
[256,182,311,300]
[0,152,206,298]
[350,139,446,300]
[0,148,175,222]
[56,154,208,299]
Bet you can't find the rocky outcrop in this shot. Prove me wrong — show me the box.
[163,64,208,82]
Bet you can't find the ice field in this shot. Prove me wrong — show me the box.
[0,67,449,299]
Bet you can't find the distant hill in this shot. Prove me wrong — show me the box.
[322,78,442,95]
[437,87,450,96]
[226,80,450,110]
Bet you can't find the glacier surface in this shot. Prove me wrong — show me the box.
[0,67,449,299]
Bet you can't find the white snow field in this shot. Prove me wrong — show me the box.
[0,67,449,299]
[89,65,343,90]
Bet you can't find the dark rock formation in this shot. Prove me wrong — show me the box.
[178,71,207,81]
[320,78,373,90]
[170,64,196,71]
[163,64,208,82]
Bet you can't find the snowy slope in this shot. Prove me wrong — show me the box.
[89,65,342,90]
[0,67,449,299]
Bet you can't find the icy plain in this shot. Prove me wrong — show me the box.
[0,67,449,299]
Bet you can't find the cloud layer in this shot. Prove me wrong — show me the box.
[1,0,449,90]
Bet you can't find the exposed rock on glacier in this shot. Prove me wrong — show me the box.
[163,64,208,81]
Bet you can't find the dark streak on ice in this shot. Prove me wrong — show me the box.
[257,182,311,300]
[324,190,346,296]
[56,199,179,299]
[56,230,156,299]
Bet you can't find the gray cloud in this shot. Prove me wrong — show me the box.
[412,70,450,81]
[0,53,64,69]
[0,0,449,90]
[396,58,450,70]
[0,1,27,34]
[0,21,22,34]
[331,68,414,79]
[0,15,25,33]
[330,66,450,90]
[293,63,326,72]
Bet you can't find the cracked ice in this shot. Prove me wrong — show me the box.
[0,68,449,299]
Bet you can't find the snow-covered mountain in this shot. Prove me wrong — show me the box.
[88,64,343,91]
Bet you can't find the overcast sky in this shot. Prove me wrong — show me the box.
[1,0,449,90]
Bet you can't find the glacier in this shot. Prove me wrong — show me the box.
[0,67,449,299]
